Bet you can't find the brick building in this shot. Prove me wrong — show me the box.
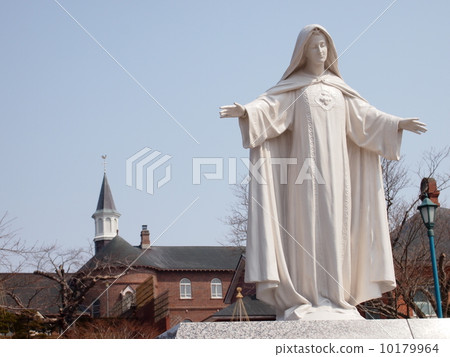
[83,173,243,328]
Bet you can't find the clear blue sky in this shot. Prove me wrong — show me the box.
[1,0,449,253]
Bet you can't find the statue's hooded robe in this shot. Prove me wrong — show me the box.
[239,25,402,320]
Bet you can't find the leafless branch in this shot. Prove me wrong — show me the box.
[221,181,249,247]
[367,147,450,318]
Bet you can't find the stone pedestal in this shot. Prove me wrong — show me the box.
[174,319,450,339]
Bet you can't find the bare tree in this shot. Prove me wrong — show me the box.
[0,215,57,337]
[2,242,130,334]
[65,318,162,339]
[0,212,50,325]
[418,146,450,194]
[31,246,128,331]
[364,147,450,318]
[222,181,249,247]
[0,212,40,273]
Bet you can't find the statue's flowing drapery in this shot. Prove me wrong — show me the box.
[239,25,402,320]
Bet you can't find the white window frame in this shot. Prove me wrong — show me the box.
[180,278,192,299]
[120,285,136,312]
[211,278,222,299]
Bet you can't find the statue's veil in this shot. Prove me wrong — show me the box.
[280,24,342,80]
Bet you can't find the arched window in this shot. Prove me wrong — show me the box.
[106,218,112,233]
[211,278,222,299]
[97,219,103,235]
[123,292,135,311]
[121,286,136,312]
[180,278,192,299]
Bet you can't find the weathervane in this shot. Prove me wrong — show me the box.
[102,154,107,173]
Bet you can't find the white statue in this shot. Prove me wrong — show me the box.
[220,24,426,320]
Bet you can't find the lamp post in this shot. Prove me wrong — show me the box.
[417,194,443,318]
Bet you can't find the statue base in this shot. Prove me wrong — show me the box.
[174,318,450,339]
[282,305,363,320]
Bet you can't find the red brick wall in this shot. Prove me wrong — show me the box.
[84,269,235,327]
[155,270,234,327]
[85,271,156,318]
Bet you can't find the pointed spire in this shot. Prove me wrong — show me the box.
[92,161,121,255]
[96,173,118,212]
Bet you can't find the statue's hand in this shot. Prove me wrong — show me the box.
[219,102,246,118]
[398,118,427,134]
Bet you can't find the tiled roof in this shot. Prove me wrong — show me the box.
[86,235,244,271]
[141,246,244,271]
[212,295,275,318]
[87,235,148,267]
[0,273,63,315]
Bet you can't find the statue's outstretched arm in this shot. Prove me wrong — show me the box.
[219,102,246,118]
[398,118,427,135]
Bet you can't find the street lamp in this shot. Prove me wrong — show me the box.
[417,194,443,318]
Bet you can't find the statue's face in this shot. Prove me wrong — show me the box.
[305,33,328,66]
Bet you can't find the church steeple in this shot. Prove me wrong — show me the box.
[92,169,121,255]
[95,173,117,212]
